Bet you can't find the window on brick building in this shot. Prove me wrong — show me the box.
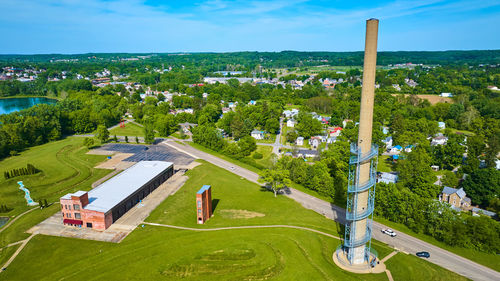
[197,200,201,208]
[67,213,71,218]
[75,213,81,219]
[73,204,80,210]
[68,205,71,210]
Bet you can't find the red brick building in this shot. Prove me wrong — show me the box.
[196,185,212,224]
[60,161,174,230]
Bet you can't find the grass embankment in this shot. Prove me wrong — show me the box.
[186,142,263,173]
[386,253,468,281]
[375,216,500,272]
[0,137,112,248]
[2,161,464,280]
[108,122,145,137]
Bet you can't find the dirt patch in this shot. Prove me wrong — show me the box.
[219,209,265,219]
[94,153,135,170]
[392,94,453,105]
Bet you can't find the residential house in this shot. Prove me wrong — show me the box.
[326,137,337,144]
[377,172,398,184]
[309,136,322,148]
[431,135,448,146]
[287,119,297,128]
[248,100,256,105]
[329,127,343,138]
[439,186,471,210]
[440,93,453,98]
[283,109,299,119]
[438,122,446,130]
[179,122,197,134]
[251,130,265,140]
[296,137,304,146]
[389,145,402,154]
[342,119,353,128]
[383,136,393,148]
[297,149,319,158]
[404,145,414,153]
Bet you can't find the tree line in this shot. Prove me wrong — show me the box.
[4,163,40,179]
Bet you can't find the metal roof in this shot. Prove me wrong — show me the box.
[84,161,173,213]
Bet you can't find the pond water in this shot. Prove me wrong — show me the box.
[0,217,8,228]
[0,97,57,115]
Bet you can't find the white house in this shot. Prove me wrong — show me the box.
[440,93,453,98]
[296,137,304,146]
[383,136,393,148]
[438,122,446,130]
[251,130,265,140]
[404,145,413,153]
[287,119,297,128]
[283,109,299,119]
[309,136,321,148]
[431,135,448,146]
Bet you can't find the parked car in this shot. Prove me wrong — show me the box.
[381,229,397,237]
[416,251,430,258]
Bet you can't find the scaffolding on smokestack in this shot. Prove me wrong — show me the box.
[339,18,379,266]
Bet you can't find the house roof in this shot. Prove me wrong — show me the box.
[298,149,319,155]
[441,186,466,199]
[456,188,466,199]
[61,190,87,200]
[379,172,398,182]
[251,130,264,134]
[393,145,402,149]
[441,186,458,195]
[471,207,496,217]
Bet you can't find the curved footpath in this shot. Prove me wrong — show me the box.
[0,207,38,234]
[163,139,500,281]
[143,222,340,240]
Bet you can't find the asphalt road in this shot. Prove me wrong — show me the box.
[163,139,500,281]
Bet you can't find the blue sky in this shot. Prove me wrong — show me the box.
[0,0,499,54]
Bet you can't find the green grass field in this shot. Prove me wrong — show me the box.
[187,142,262,173]
[0,137,111,216]
[386,253,468,281]
[252,146,274,168]
[0,137,113,248]
[1,161,467,280]
[377,155,394,173]
[108,122,145,137]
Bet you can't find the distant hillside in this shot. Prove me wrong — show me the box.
[0,50,499,67]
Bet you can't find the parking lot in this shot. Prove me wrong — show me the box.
[95,143,195,166]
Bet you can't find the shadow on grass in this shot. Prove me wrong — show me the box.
[212,199,220,213]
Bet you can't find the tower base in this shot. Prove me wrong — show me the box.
[333,248,386,274]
